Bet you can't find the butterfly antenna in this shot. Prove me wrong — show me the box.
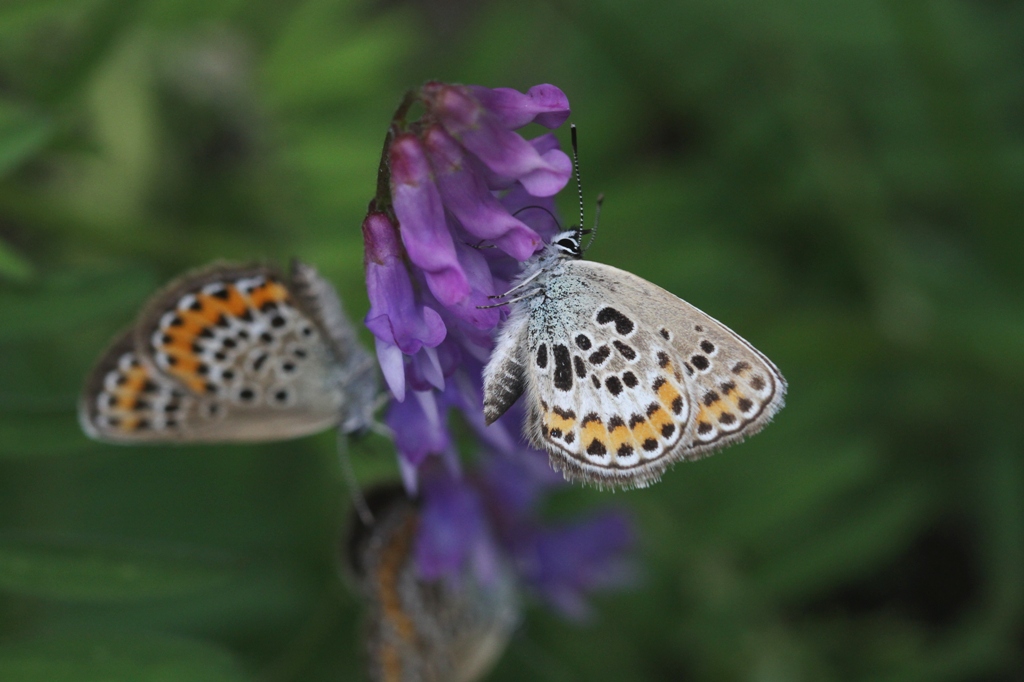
[570,124,584,247]
[585,193,603,254]
[512,204,561,232]
[337,429,374,525]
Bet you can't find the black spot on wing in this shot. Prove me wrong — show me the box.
[588,346,610,365]
[553,344,573,392]
[536,343,547,368]
[596,307,634,336]
[613,341,636,361]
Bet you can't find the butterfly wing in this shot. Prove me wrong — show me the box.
[509,260,786,489]
[350,488,519,682]
[288,260,380,436]
[79,261,354,444]
[78,330,210,443]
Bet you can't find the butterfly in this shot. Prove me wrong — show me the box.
[346,484,520,682]
[482,230,787,490]
[79,260,379,444]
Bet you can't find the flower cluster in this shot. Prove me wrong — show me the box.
[361,82,634,617]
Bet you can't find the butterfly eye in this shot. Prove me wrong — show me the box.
[555,237,579,254]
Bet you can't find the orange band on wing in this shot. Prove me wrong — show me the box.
[245,280,290,309]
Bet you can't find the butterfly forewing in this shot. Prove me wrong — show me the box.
[488,259,786,489]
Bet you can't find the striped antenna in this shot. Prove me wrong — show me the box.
[570,125,601,254]
[570,124,584,246]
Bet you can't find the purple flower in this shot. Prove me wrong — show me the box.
[415,467,501,583]
[389,134,470,307]
[425,83,573,197]
[467,84,571,130]
[386,388,452,471]
[360,82,637,624]
[424,125,544,261]
[513,512,638,621]
[363,212,446,400]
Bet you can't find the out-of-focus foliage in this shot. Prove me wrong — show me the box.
[0,0,1021,680]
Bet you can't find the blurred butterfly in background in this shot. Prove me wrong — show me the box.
[79,260,380,444]
[346,485,520,682]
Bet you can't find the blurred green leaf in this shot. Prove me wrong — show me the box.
[0,411,89,459]
[0,633,248,682]
[0,534,244,601]
[0,240,34,283]
[0,267,156,342]
[0,101,52,177]
[751,483,935,600]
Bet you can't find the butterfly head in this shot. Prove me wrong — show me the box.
[552,230,584,259]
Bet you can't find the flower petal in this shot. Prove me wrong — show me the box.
[415,470,493,580]
[374,338,406,401]
[468,84,571,130]
[389,134,470,306]
[430,85,572,198]
[426,126,543,262]
[388,389,451,468]
[516,511,638,621]
[363,212,448,356]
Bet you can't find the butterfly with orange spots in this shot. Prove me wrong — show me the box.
[79,261,378,444]
[483,230,787,490]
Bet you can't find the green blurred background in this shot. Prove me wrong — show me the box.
[1,0,1022,680]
